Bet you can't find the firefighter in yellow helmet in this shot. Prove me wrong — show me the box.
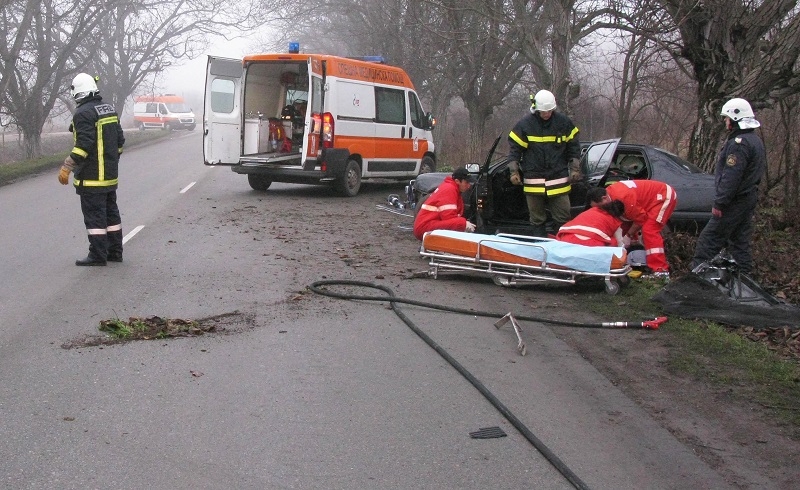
[507,90,581,237]
[58,73,125,265]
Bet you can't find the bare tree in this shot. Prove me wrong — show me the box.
[0,0,108,158]
[89,0,264,111]
[652,0,800,169]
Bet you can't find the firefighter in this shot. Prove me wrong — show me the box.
[557,194,625,247]
[58,73,125,266]
[692,98,766,274]
[591,180,677,276]
[413,167,476,240]
[508,89,582,237]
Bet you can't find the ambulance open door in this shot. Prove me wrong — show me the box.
[204,56,243,165]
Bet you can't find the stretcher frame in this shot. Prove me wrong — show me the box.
[420,232,631,295]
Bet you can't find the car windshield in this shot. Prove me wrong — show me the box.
[166,103,191,113]
[654,148,705,173]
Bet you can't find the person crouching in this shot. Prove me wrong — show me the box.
[413,167,476,240]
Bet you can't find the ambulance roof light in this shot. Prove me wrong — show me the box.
[348,56,386,64]
[288,42,300,54]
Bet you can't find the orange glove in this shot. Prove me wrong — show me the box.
[59,156,75,185]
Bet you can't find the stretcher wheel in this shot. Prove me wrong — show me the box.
[604,280,620,295]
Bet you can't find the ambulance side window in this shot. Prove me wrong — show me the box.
[409,92,426,129]
[210,78,236,113]
[375,87,405,125]
[310,76,323,114]
[146,103,157,113]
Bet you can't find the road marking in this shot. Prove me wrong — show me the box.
[180,182,196,193]
[123,225,144,244]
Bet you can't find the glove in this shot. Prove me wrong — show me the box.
[58,156,75,185]
[568,158,583,183]
[465,221,476,233]
[508,160,522,186]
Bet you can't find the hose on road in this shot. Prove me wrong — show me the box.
[308,279,592,490]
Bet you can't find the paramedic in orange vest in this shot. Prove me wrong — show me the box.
[591,180,677,275]
[413,167,476,240]
[557,190,625,247]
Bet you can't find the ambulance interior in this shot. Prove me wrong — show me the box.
[242,62,311,156]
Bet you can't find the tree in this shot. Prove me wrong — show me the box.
[653,0,800,169]
[90,0,263,112]
[0,0,108,158]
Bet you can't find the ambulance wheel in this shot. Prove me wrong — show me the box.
[419,156,435,175]
[336,159,361,197]
[248,174,272,191]
[163,122,173,131]
[138,122,145,131]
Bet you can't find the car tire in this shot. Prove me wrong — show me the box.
[138,122,145,131]
[335,159,361,197]
[163,122,172,131]
[419,156,435,175]
[247,174,272,191]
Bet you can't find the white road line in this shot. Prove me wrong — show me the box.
[123,225,144,244]
[180,182,196,193]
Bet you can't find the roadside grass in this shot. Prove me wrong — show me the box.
[0,129,172,187]
[586,279,800,427]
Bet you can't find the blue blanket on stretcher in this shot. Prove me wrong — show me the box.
[427,230,626,275]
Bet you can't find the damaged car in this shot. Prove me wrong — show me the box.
[408,137,715,235]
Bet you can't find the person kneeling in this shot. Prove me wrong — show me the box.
[557,196,625,247]
[413,167,476,240]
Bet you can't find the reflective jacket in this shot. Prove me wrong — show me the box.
[508,111,580,196]
[557,207,623,246]
[413,176,466,240]
[606,180,676,225]
[714,128,765,210]
[70,95,125,194]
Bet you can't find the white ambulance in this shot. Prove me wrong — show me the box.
[203,51,436,196]
[133,95,196,131]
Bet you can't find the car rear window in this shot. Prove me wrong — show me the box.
[654,148,705,173]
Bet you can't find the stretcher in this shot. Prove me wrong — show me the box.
[420,230,631,295]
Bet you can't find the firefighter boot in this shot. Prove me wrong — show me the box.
[76,234,108,266]
[107,229,123,262]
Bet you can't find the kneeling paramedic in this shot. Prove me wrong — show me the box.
[413,167,476,240]
[59,73,125,266]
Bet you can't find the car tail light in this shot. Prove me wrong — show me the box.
[322,112,334,148]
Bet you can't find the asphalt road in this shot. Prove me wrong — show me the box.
[0,132,732,489]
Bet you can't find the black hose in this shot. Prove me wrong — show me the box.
[309,279,592,490]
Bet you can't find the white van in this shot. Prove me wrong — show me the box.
[134,95,196,131]
[203,52,436,196]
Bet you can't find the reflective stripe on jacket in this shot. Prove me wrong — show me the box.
[71,96,125,192]
[508,111,580,186]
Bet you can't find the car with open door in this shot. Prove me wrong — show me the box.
[408,137,715,235]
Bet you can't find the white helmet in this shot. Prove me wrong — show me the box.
[532,89,557,112]
[71,73,99,102]
[720,98,754,121]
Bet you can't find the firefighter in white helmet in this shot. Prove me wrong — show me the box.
[692,97,765,274]
[507,89,582,237]
[59,73,126,266]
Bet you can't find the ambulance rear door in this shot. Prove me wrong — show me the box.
[204,56,243,165]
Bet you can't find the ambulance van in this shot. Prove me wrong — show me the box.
[203,52,436,196]
[133,95,197,131]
